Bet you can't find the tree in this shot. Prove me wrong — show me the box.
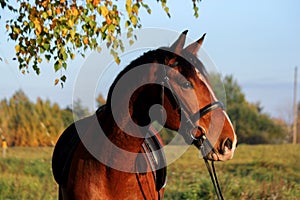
[0,90,74,146]
[96,93,106,107]
[72,99,91,121]
[221,75,287,144]
[1,0,201,85]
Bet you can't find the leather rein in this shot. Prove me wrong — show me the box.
[162,63,225,200]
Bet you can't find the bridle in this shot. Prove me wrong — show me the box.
[161,63,225,200]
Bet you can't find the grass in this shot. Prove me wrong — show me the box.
[165,144,300,200]
[0,147,57,200]
[0,145,299,199]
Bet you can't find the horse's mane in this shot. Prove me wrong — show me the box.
[106,47,209,105]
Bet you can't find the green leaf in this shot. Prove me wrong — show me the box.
[108,24,115,32]
[33,63,40,75]
[141,2,151,14]
[97,46,102,53]
[60,75,66,82]
[62,62,67,70]
[193,2,199,18]
[87,3,93,11]
[42,12,48,19]
[43,43,50,50]
[45,54,51,61]
[29,21,34,28]
[127,27,133,38]
[89,20,97,30]
[54,61,61,72]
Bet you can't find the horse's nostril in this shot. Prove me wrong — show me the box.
[224,138,233,150]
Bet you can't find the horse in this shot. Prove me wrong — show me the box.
[52,30,237,200]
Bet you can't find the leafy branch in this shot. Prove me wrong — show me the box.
[2,0,200,86]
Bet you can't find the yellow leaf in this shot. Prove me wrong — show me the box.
[41,0,49,8]
[54,79,59,85]
[106,16,112,25]
[132,4,139,15]
[126,0,132,5]
[68,19,74,27]
[5,24,10,30]
[47,9,52,17]
[70,29,75,39]
[71,6,79,17]
[130,16,137,26]
[112,18,119,26]
[62,28,68,37]
[83,36,89,45]
[115,56,120,65]
[66,9,72,17]
[15,45,20,53]
[92,0,100,7]
[43,27,49,33]
[35,24,42,36]
[100,6,109,17]
[126,0,132,14]
[33,18,43,36]
[56,8,61,15]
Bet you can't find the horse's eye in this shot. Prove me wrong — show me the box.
[181,81,193,89]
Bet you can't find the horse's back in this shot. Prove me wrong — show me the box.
[52,115,94,185]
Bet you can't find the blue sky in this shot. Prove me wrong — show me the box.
[1,0,300,122]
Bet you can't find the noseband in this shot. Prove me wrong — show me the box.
[162,64,225,200]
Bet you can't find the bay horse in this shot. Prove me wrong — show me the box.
[52,30,237,199]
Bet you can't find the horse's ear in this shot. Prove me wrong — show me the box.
[170,30,188,54]
[185,33,206,55]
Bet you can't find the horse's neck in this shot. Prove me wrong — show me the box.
[98,64,162,157]
[97,105,144,152]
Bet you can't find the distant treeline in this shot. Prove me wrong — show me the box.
[212,75,291,144]
[0,74,296,146]
[0,90,90,147]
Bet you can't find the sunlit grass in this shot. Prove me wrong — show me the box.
[0,145,299,199]
[0,147,57,200]
[165,144,300,199]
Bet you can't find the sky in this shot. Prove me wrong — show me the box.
[0,0,300,122]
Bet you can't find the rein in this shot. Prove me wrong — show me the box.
[162,64,225,200]
[198,135,224,200]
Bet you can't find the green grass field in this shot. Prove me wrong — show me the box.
[0,145,299,200]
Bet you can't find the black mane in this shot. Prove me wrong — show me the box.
[106,47,209,105]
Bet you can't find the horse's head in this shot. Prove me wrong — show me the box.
[160,31,237,161]
[106,30,236,161]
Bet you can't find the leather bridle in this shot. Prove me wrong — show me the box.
[162,63,225,200]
